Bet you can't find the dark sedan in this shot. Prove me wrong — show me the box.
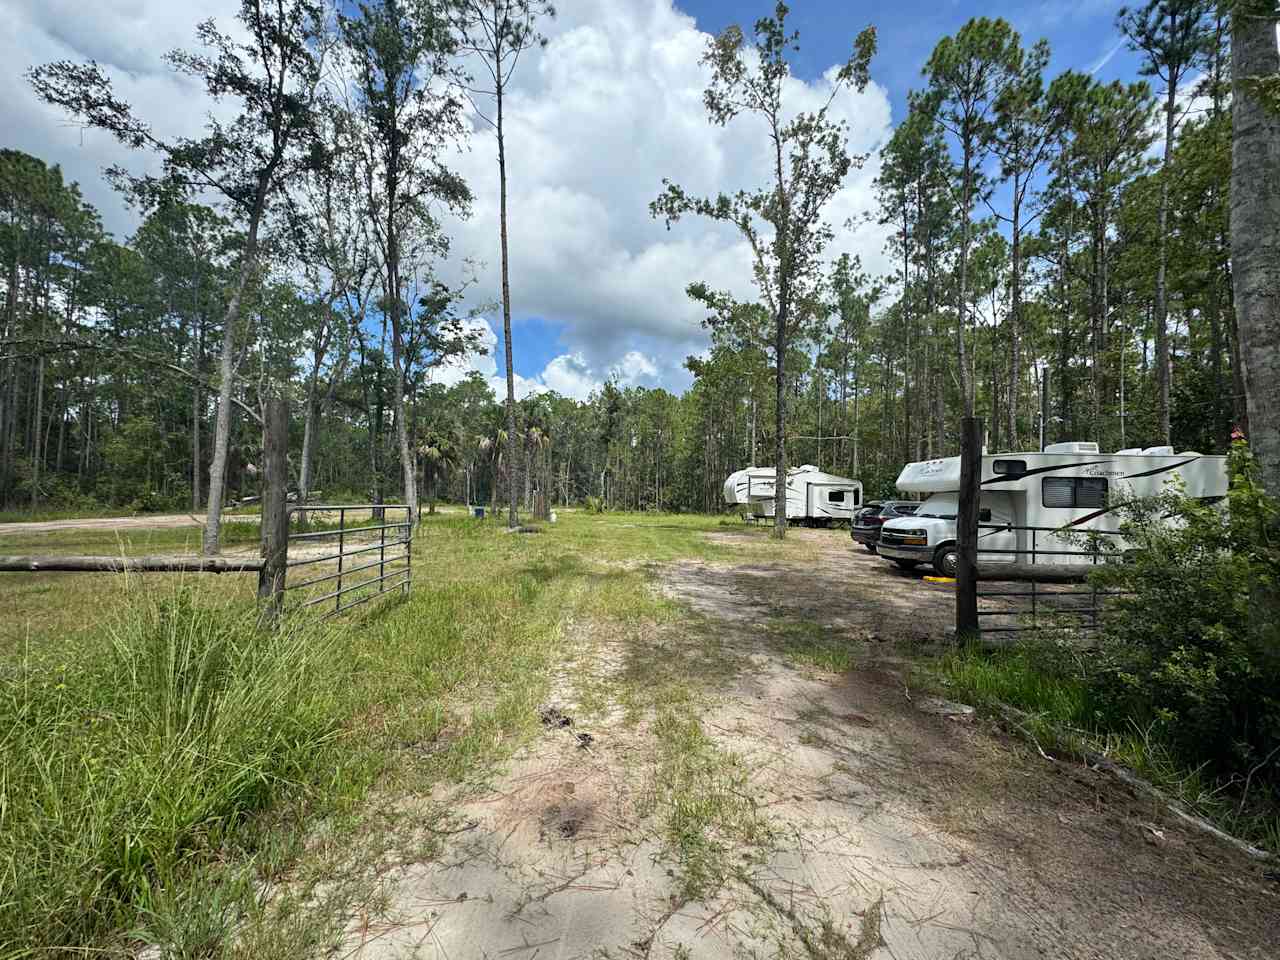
[850,500,919,553]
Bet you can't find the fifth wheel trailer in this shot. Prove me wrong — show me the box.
[722,464,863,525]
[876,442,1228,577]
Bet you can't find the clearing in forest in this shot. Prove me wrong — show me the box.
[2,516,1276,959]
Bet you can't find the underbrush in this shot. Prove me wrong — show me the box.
[937,639,1280,856]
[937,443,1280,856]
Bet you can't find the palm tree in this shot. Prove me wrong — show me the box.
[418,430,458,517]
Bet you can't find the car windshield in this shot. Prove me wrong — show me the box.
[891,503,918,515]
[916,494,958,520]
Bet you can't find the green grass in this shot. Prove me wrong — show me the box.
[769,619,858,673]
[643,710,771,901]
[0,510,746,957]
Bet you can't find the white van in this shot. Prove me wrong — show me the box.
[877,442,1227,577]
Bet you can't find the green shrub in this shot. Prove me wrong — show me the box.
[1088,441,1280,788]
[584,495,606,514]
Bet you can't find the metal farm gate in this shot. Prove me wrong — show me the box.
[284,505,412,617]
[975,523,1129,637]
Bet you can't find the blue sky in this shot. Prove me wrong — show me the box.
[5,0,1154,401]
[493,0,1142,394]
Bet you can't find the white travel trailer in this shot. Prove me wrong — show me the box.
[722,464,863,526]
[877,442,1228,577]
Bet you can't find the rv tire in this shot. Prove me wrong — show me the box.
[933,545,959,579]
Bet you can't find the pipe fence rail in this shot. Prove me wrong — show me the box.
[0,399,414,625]
[284,504,412,617]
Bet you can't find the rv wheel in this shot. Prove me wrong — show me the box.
[933,546,959,579]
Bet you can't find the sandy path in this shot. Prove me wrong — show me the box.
[333,530,1278,960]
[0,513,259,536]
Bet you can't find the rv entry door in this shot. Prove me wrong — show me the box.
[977,492,1017,563]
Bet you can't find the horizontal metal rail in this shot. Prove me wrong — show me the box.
[286,539,408,568]
[299,568,410,609]
[288,503,413,513]
[287,522,410,542]
[288,553,409,591]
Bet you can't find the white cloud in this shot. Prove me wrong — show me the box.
[428,318,661,402]
[5,0,897,394]
[439,0,896,386]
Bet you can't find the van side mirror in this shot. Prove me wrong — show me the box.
[978,508,992,522]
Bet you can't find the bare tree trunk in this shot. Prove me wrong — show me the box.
[1007,175,1023,450]
[774,308,788,539]
[392,369,417,524]
[203,205,264,555]
[1231,3,1280,489]
[496,60,520,529]
[299,390,319,503]
[1155,79,1176,445]
[956,144,975,417]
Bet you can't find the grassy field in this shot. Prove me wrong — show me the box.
[0,511,769,958]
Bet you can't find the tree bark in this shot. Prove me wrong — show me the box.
[956,139,975,417]
[496,53,520,529]
[202,196,265,556]
[1231,3,1280,490]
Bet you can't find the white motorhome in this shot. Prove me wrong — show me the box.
[722,464,863,526]
[877,442,1228,577]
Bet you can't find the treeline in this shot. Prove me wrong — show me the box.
[3,1,1277,531]
[678,4,1251,511]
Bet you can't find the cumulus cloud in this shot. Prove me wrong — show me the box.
[442,0,896,385]
[428,318,661,402]
[5,0,897,394]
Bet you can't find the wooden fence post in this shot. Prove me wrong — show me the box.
[956,415,983,640]
[258,396,289,624]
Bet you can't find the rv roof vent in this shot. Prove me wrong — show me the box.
[1114,448,1143,455]
[1141,445,1174,456]
[1044,442,1100,455]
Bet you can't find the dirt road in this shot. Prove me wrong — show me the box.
[0,513,257,536]
[334,530,1277,959]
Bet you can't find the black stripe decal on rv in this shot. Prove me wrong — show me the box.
[1121,457,1200,479]
[981,460,1113,485]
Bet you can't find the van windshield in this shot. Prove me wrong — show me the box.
[917,493,958,521]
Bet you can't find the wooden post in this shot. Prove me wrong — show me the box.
[956,415,983,640]
[258,396,289,624]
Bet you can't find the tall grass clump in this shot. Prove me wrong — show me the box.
[0,586,351,953]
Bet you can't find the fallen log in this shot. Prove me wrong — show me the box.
[0,555,264,574]
[990,700,1274,863]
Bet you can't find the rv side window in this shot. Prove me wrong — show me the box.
[1043,477,1109,508]
[1078,477,1108,508]
[828,490,845,503]
[993,459,1027,475]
